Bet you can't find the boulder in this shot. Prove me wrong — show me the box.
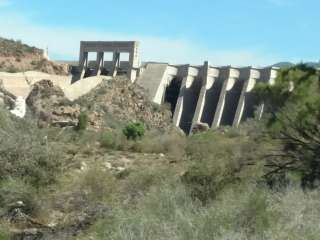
[191,122,210,134]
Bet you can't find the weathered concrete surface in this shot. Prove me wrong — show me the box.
[136,63,170,104]
[0,71,71,98]
[63,75,112,101]
[0,71,111,101]
[0,74,30,98]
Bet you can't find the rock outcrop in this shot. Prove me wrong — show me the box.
[76,78,172,129]
[25,78,172,130]
[26,80,80,128]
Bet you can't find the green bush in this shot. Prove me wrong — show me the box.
[253,64,320,187]
[122,122,145,140]
[76,112,88,131]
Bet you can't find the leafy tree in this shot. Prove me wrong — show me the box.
[254,64,320,188]
[123,122,145,140]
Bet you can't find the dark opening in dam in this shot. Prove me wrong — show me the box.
[179,78,202,134]
[164,77,182,115]
[220,79,244,126]
[200,79,223,127]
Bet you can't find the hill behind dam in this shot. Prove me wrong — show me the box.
[0,37,69,75]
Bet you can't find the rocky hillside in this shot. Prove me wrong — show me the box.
[25,77,172,130]
[0,37,69,75]
[75,77,172,130]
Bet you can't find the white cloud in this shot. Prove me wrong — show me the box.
[0,13,280,67]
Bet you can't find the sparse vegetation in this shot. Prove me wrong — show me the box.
[0,38,42,57]
[0,37,69,75]
[1,64,320,239]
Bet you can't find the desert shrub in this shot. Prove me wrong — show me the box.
[0,109,62,187]
[30,60,38,65]
[119,167,175,203]
[122,122,145,140]
[131,128,186,160]
[79,165,116,201]
[81,181,320,240]
[0,178,38,216]
[182,131,242,202]
[0,135,62,188]
[87,183,199,240]
[100,130,128,150]
[7,65,18,73]
[182,128,267,203]
[100,131,115,148]
[75,112,88,131]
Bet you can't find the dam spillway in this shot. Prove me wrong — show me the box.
[76,41,278,134]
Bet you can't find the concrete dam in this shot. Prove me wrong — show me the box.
[76,41,278,134]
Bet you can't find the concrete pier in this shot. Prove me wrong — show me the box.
[212,67,240,128]
[232,68,260,127]
[190,62,221,132]
[172,65,201,133]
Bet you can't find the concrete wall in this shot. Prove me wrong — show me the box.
[0,71,111,101]
[137,62,278,134]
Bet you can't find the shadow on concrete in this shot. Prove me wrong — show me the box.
[200,79,224,127]
[179,79,202,134]
[220,80,244,126]
[164,77,182,115]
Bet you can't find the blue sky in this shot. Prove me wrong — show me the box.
[0,0,318,66]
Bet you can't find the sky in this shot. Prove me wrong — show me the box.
[0,0,318,66]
